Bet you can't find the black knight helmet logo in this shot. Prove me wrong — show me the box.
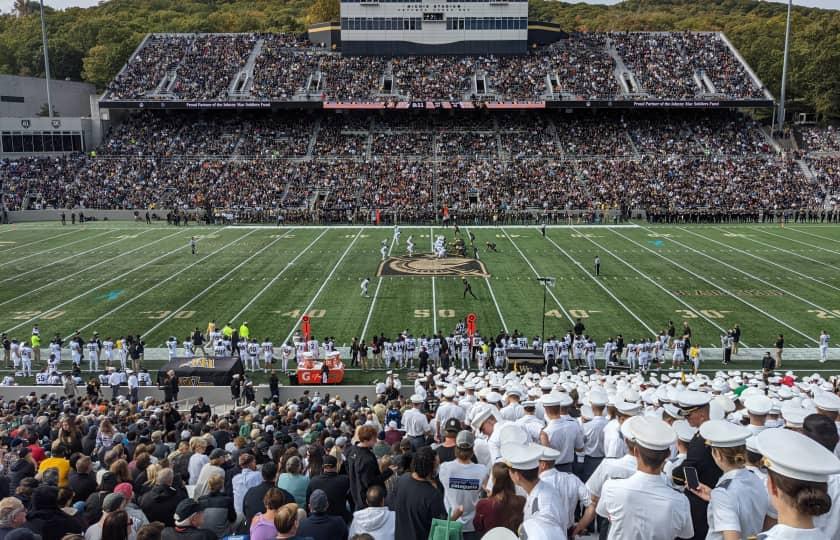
[378,253,489,277]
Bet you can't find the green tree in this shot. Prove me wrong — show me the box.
[306,0,338,25]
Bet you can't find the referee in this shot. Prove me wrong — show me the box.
[594,255,601,276]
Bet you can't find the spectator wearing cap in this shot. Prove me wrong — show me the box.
[663,420,696,490]
[161,499,214,540]
[402,396,431,451]
[139,469,183,527]
[596,417,694,540]
[85,492,131,540]
[673,390,721,540]
[24,485,83,540]
[305,455,350,524]
[500,443,565,538]
[231,454,261,518]
[754,427,840,539]
[539,392,583,473]
[744,394,772,435]
[437,430,488,540]
[296,489,346,540]
[534,444,593,537]
[347,425,393,512]
[84,472,119,525]
[114,483,149,536]
[197,474,235,538]
[0,497,27,540]
[37,444,70,488]
[435,418,463,464]
[193,450,227,500]
[69,456,97,504]
[687,420,772,540]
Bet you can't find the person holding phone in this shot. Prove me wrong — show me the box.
[687,420,773,540]
[753,428,840,539]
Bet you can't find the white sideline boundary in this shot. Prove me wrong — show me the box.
[571,226,747,346]
[142,229,292,338]
[360,234,396,342]
[692,227,840,292]
[465,227,508,333]
[283,228,364,345]
[0,230,111,268]
[544,230,657,336]
[430,226,437,335]
[78,229,258,333]
[224,224,642,230]
[0,228,82,256]
[759,229,840,257]
[786,227,840,245]
[639,225,834,316]
[502,228,575,325]
[231,229,329,323]
[2,231,203,334]
[0,229,184,308]
[611,228,817,344]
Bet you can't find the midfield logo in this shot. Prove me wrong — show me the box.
[378,253,489,277]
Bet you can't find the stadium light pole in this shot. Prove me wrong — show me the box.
[777,0,793,135]
[38,0,53,118]
[536,277,554,343]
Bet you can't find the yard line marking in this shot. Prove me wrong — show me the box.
[0,229,146,282]
[0,228,82,255]
[502,228,574,325]
[688,227,840,292]
[571,227,745,344]
[360,235,396,342]
[78,230,257,333]
[2,231,205,334]
[466,227,508,333]
[611,229,817,344]
[544,230,655,336]
[430,226,437,335]
[283,228,364,345]
[758,229,840,257]
[640,225,834,314]
[142,230,293,339]
[231,229,329,323]
[0,230,111,268]
[786,227,840,246]
[0,229,182,308]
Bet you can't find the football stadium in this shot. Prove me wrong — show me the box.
[1,0,840,539]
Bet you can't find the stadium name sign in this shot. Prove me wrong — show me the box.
[99,99,773,110]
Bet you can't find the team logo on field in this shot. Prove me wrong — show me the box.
[378,253,489,277]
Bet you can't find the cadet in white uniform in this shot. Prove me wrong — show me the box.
[753,428,840,540]
[404,394,432,450]
[539,392,584,473]
[819,330,830,363]
[688,420,771,540]
[603,400,641,458]
[535,444,594,535]
[500,443,567,538]
[663,420,696,490]
[580,394,608,481]
[596,416,694,540]
[515,400,545,443]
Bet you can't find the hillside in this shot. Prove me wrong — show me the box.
[0,0,838,118]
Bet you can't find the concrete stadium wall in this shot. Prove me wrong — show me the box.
[0,384,388,404]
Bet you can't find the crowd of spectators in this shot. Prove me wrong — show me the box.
[101,31,766,102]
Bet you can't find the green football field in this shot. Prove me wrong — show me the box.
[1,221,839,383]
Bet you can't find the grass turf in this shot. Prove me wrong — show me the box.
[1,221,839,384]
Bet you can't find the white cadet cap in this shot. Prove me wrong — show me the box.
[744,395,773,416]
[755,428,840,483]
[500,442,542,471]
[677,390,712,410]
[662,403,683,420]
[486,392,503,405]
[471,407,496,432]
[814,392,840,412]
[540,392,572,407]
[781,405,815,429]
[745,435,760,454]
[699,420,751,448]
[580,404,595,419]
[672,420,697,443]
[615,400,642,417]
[410,394,424,404]
[499,424,529,446]
[442,387,456,399]
[589,388,608,407]
[481,527,518,540]
[622,416,675,451]
[533,443,561,463]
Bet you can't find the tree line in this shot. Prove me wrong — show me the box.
[0,0,837,120]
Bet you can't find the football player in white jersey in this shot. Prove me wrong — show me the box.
[282,340,294,372]
[166,336,178,360]
[625,340,637,370]
[9,339,19,370]
[102,337,115,367]
[262,338,274,368]
[361,277,370,297]
[247,338,261,372]
[493,344,506,369]
[393,225,401,245]
[585,337,597,370]
[476,345,487,371]
[382,338,392,369]
[638,339,650,372]
[406,236,415,256]
[394,338,404,369]
[406,334,416,367]
[213,340,227,357]
[295,339,306,364]
[460,337,470,369]
[47,353,59,373]
[49,337,62,365]
[183,337,195,359]
[672,337,685,369]
[819,330,830,363]
[86,338,99,372]
[558,340,571,371]
[380,242,388,260]
[19,342,33,376]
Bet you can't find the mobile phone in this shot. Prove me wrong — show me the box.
[684,466,699,490]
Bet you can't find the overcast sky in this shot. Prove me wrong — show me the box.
[0,0,836,14]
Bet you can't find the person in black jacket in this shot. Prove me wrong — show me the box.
[139,468,185,527]
[8,449,35,493]
[346,425,392,512]
[305,455,352,523]
[68,456,97,503]
[84,472,119,525]
[196,475,235,538]
[296,489,348,540]
[24,485,83,540]
[242,462,293,524]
